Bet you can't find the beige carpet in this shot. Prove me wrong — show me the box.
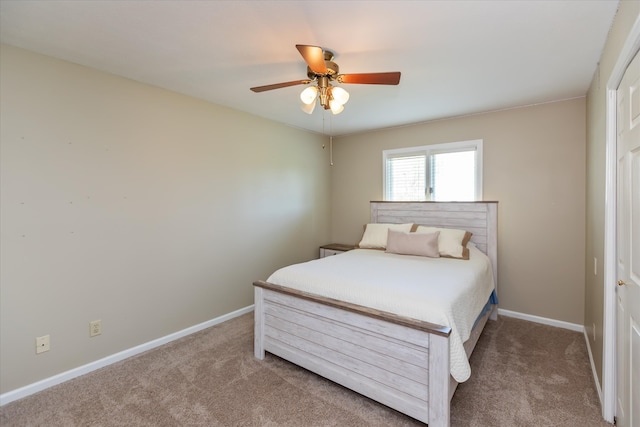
[0,313,609,426]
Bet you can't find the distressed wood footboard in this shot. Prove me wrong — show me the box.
[254,281,453,427]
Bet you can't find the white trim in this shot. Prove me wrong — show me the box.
[603,87,618,424]
[603,13,640,424]
[584,328,604,405]
[498,308,584,332]
[0,305,255,406]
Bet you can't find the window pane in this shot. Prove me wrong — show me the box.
[430,150,475,201]
[386,154,426,201]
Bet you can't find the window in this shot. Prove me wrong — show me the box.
[383,140,482,201]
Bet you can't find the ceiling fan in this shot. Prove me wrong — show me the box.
[250,44,401,115]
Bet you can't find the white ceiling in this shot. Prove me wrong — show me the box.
[0,1,619,136]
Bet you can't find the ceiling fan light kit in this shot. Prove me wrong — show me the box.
[251,44,400,116]
[300,79,349,115]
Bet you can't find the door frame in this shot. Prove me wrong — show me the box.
[603,15,640,423]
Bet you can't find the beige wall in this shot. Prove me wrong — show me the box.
[0,44,331,393]
[585,1,640,389]
[331,98,587,325]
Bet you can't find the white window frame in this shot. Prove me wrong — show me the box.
[383,139,483,201]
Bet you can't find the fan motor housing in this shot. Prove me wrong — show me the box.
[307,50,339,79]
[307,61,339,79]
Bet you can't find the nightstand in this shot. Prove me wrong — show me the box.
[319,243,356,258]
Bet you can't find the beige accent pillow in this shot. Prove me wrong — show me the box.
[385,230,440,257]
[415,226,473,260]
[357,223,413,249]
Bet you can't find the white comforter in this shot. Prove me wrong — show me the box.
[267,246,495,382]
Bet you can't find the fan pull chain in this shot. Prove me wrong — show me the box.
[320,111,333,166]
[329,114,334,166]
[330,136,334,166]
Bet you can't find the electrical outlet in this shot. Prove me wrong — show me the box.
[36,335,50,354]
[90,320,102,337]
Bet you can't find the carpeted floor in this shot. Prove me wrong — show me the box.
[0,313,610,426]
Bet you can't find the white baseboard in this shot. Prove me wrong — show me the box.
[0,305,254,406]
[583,329,604,406]
[498,308,584,332]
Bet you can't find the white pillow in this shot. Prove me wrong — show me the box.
[357,223,413,249]
[415,226,473,259]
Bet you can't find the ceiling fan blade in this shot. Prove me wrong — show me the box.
[296,44,327,75]
[337,72,401,85]
[250,80,310,92]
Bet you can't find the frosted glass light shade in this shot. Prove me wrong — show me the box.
[329,100,344,115]
[331,86,349,105]
[301,101,316,114]
[300,86,318,104]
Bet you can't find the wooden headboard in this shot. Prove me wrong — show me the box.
[370,201,498,288]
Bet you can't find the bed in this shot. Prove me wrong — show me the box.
[253,201,498,426]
